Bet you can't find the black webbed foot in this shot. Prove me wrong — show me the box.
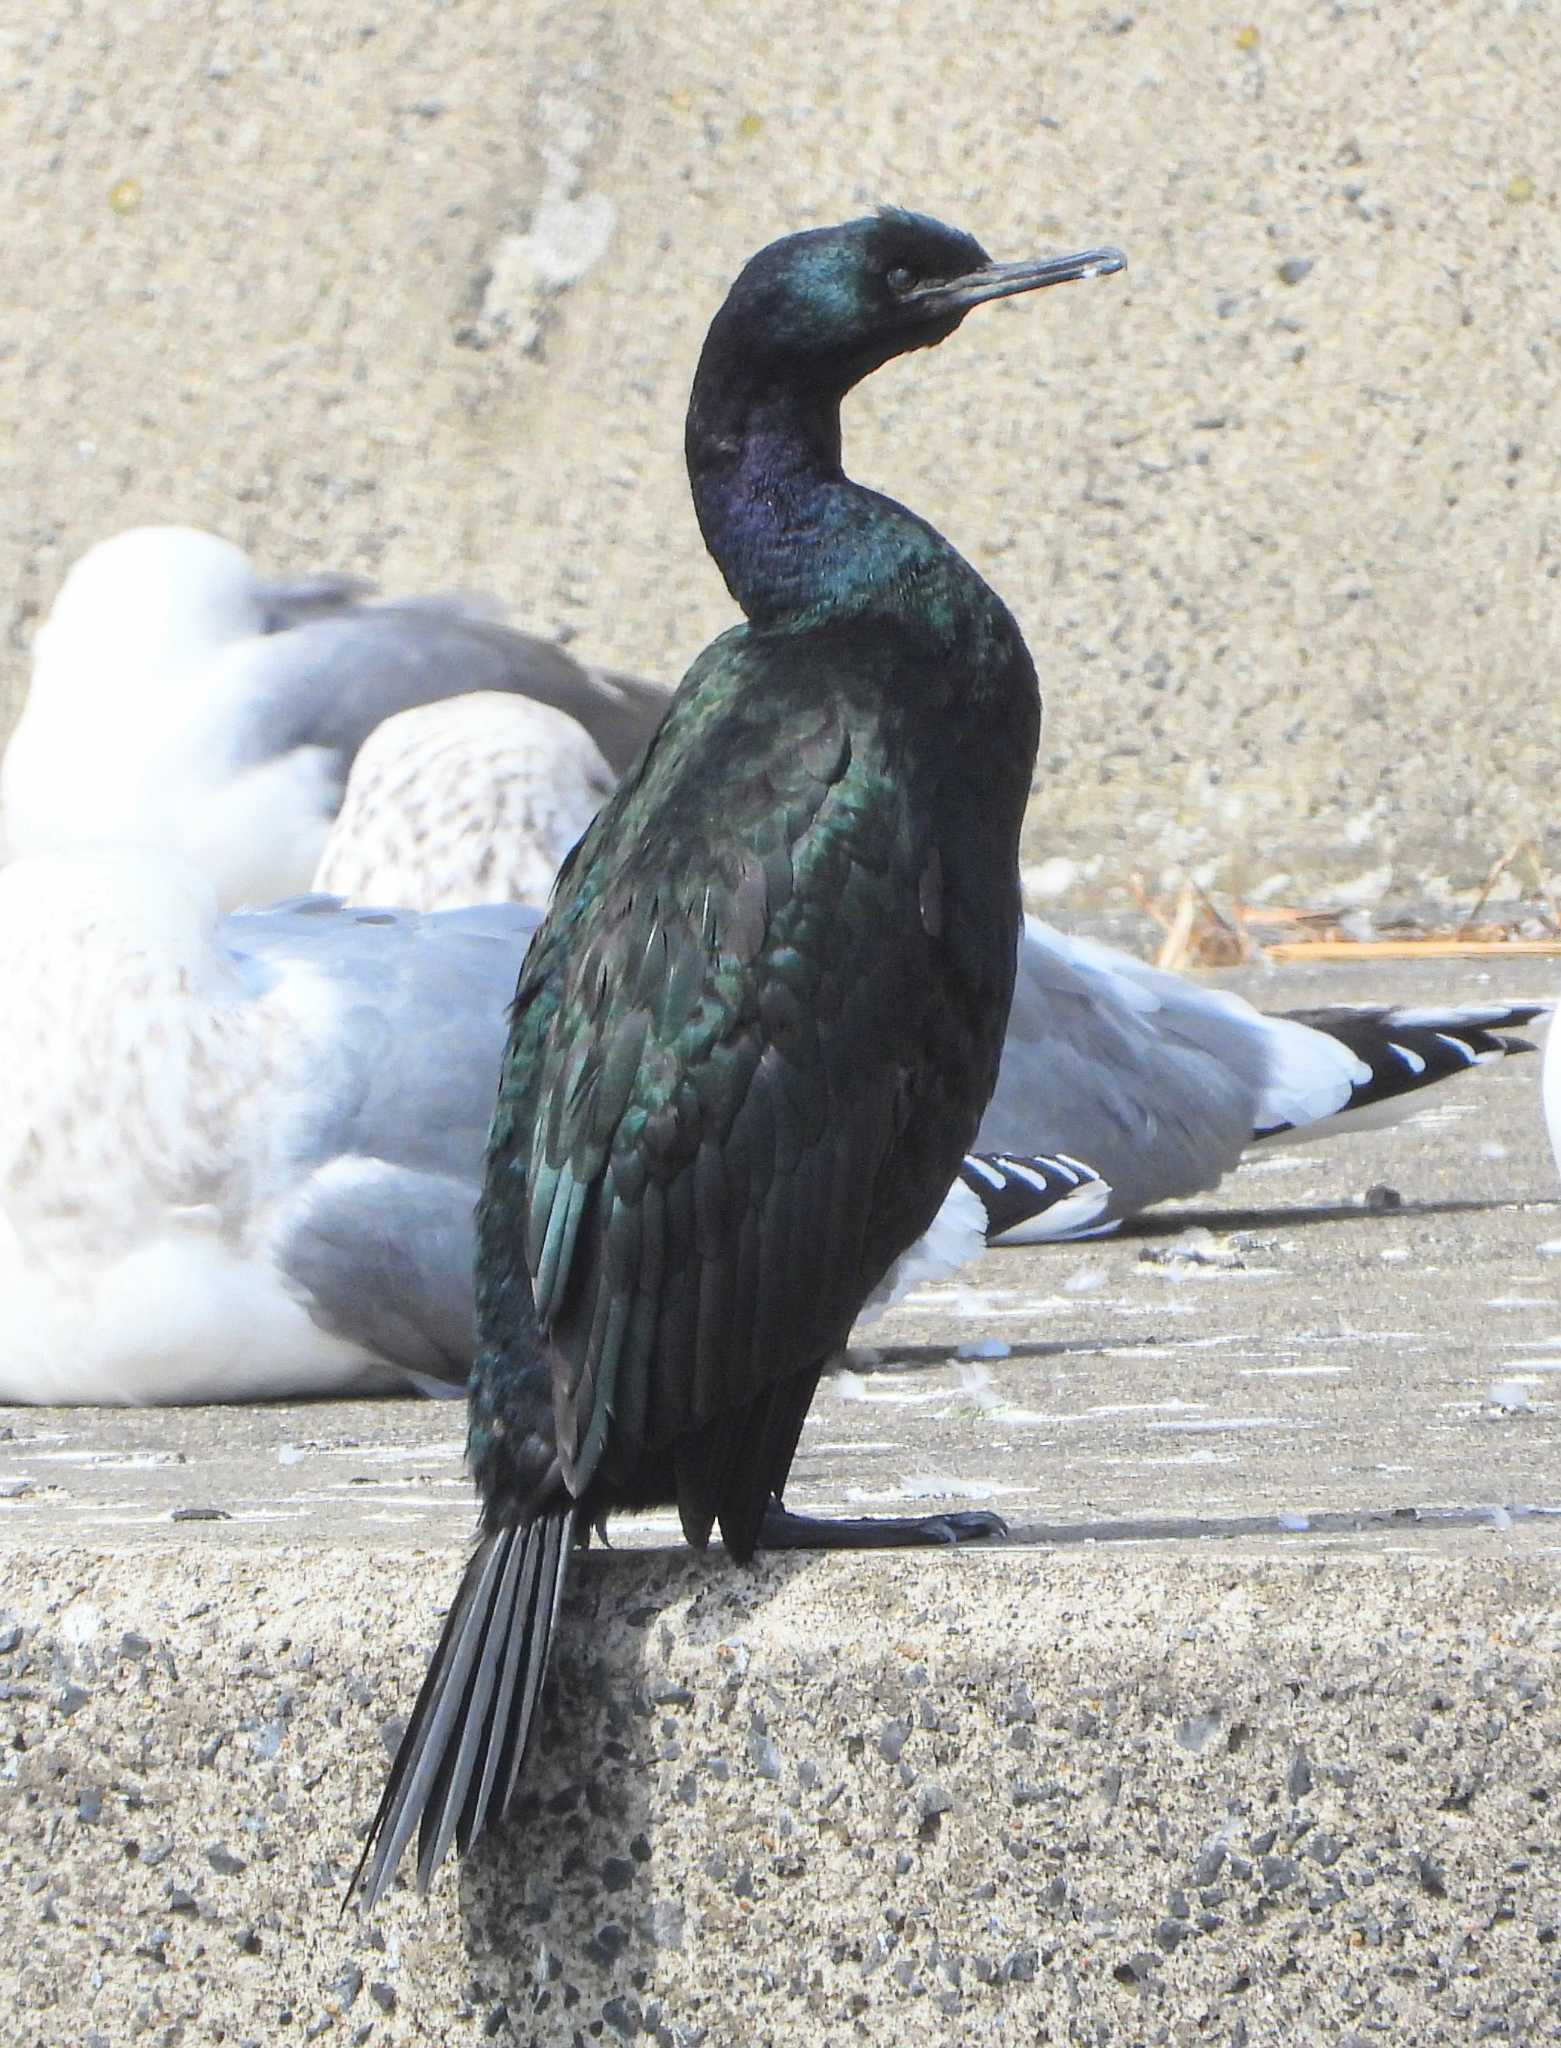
[757,1498,1007,1551]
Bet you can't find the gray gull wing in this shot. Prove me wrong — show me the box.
[273,1163,478,1390]
[225,604,668,780]
[977,919,1285,1217]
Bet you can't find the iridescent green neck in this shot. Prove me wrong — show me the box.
[685,373,997,640]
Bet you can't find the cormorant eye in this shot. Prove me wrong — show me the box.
[885,265,914,294]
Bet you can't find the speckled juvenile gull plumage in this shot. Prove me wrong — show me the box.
[300,700,1542,1225]
[0,526,669,910]
[0,850,546,1403]
[0,850,1092,1405]
[312,693,617,910]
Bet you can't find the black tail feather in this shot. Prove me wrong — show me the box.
[349,1507,576,1911]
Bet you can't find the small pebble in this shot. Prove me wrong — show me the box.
[1002,1683,1036,1726]
[878,1718,910,1763]
[330,1964,364,2010]
[1175,1714,1221,1755]
[747,1730,782,1781]
[1414,1852,1447,1898]
[1141,1228,1240,1269]
[1114,1951,1158,1987]
[916,1782,954,1822]
[1194,1843,1226,1886]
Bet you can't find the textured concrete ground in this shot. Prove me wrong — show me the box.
[4,2,1560,901]
[2,953,1559,2042]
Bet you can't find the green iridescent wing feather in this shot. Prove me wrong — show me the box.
[480,619,988,1547]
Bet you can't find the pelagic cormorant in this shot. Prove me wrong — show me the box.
[350,208,1127,1905]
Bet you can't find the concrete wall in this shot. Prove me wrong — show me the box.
[4,1539,1558,2045]
[3,0,1558,902]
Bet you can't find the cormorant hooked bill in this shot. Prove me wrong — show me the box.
[351,209,1126,1907]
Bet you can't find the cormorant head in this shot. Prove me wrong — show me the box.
[707,209,1125,397]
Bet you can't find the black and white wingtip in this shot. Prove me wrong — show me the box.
[857,1151,1117,1325]
[1256,1000,1550,1144]
[958,1150,1116,1245]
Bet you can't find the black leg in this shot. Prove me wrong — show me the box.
[757,1496,1007,1550]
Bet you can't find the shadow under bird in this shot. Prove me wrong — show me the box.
[351,210,1127,1905]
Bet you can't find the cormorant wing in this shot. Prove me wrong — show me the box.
[491,627,988,1557]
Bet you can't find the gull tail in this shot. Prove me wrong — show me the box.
[1254,1000,1549,1145]
[349,1506,576,1911]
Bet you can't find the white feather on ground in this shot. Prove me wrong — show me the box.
[0,526,667,909]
